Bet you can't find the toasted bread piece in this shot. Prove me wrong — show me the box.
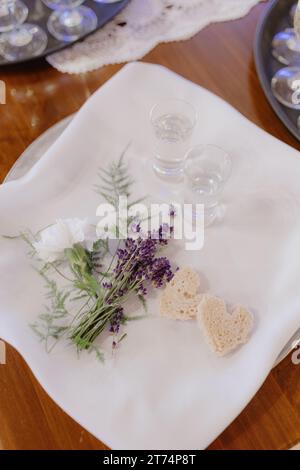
[169,267,200,298]
[160,293,202,320]
[160,267,202,320]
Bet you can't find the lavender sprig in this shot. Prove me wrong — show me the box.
[69,228,174,351]
[26,151,176,359]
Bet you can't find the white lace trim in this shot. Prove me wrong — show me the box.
[47,0,264,74]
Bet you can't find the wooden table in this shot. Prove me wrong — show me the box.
[1,0,300,450]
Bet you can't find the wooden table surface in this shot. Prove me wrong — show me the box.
[1,0,300,450]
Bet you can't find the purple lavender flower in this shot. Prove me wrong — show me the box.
[148,257,173,288]
[109,307,124,334]
[70,225,175,354]
[138,285,147,296]
[102,281,112,289]
[110,225,174,302]
[130,221,142,233]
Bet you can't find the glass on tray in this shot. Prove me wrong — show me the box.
[272,2,300,66]
[271,66,300,109]
[42,0,97,42]
[271,3,300,109]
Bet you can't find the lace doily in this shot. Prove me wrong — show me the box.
[47,0,264,74]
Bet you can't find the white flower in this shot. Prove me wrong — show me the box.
[33,218,96,263]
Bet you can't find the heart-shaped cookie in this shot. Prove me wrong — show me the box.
[197,295,253,356]
[160,267,202,320]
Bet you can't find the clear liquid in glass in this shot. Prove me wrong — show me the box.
[152,113,194,177]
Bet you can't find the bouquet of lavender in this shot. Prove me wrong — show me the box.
[26,153,174,358]
[69,231,173,352]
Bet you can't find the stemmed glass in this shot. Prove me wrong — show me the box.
[0,0,47,61]
[271,1,300,109]
[272,3,300,65]
[42,0,97,42]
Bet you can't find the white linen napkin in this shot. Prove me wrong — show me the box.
[0,62,300,450]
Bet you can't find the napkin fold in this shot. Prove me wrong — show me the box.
[0,62,300,450]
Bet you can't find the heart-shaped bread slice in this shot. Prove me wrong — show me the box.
[168,267,200,299]
[197,295,253,356]
[160,293,203,320]
[160,267,202,320]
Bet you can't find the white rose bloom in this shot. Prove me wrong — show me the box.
[33,218,96,263]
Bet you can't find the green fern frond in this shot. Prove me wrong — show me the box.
[95,144,134,208]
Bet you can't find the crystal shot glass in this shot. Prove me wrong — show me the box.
[150,98,197,179]
[42,0,97,42]
[0,0,48,61]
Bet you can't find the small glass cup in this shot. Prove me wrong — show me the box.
[273,0,300,108]
[184,144,232,227]
[150,98,197,179]
[272,2,300,66]
[271,66,300,109]
[43,0,97,42]
[272,28,300,65]
[0,0,27,31]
